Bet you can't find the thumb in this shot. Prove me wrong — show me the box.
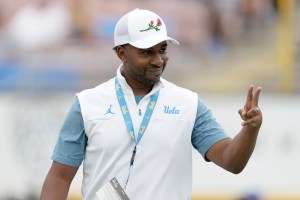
[238,109,246,120]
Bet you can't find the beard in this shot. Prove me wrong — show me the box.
[135,73,157,86]
[132,65,165,86]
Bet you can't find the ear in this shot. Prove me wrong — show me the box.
[116,46,127,63]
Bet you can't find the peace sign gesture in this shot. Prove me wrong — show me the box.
[239,85,262,128]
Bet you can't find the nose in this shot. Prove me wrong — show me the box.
[151,53,164,66]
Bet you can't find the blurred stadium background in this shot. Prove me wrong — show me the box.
[0,0,299,199]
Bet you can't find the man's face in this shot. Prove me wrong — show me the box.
[121,41,169,86]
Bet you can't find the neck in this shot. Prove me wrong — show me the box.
[124,77,153,95]
[130,85,153,96]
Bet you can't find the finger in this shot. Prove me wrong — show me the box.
[252,86,262,107]
[246,107,260,118]
[245,85,254,109]
[241,117,259,127]
[250,122,259,127]
[238,109,246,120]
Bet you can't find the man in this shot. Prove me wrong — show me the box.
[40,8,262,200]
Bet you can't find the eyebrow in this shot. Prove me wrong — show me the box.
[161,43,168,48]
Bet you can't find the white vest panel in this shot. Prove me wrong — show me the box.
[77,73,198,200]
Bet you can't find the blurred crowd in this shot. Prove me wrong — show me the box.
[0,0,286,92]
[0,0,278,53]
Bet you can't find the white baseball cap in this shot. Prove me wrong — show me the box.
[114,8,179,49]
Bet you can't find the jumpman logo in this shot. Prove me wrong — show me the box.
[104,105,115,115]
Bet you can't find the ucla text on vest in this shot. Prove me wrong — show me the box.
[164,106,180,114]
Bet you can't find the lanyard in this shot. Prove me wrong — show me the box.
[115,77,159,190]
[115,77,159,144]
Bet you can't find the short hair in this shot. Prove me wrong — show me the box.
[112,44,127,53]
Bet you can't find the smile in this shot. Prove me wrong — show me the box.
[147,68,163,76]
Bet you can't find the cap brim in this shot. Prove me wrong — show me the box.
[129,35,179,49]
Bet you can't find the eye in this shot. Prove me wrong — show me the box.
[141,50,152,55]
[160,47,167,54]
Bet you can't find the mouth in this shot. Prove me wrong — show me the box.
[147,67,163,76]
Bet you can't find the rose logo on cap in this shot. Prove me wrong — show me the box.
[140,18,162,32]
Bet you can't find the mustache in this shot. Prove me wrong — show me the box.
[148,62,166,69]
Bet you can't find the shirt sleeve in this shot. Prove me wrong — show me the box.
[51,97,87,167]
[192,98,230,162]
